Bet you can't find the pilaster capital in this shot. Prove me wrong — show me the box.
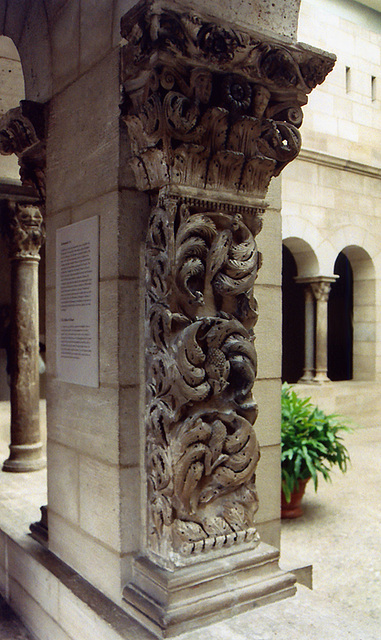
[120,0,335,196]
[0,101,46,204]
[2,200,45,260]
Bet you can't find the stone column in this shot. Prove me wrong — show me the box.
[310,277,336,383]
[2,201,46,472]
[298,282,315,382]
[120,2,335,635]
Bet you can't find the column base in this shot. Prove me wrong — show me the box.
[123,543,297,638]
[2,442,46,472]
[313,371,331,383]
[298,371,314,383]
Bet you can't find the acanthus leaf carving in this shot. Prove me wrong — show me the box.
[121,4,335,196]
[146,193,262,562]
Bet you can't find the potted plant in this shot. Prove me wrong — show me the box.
[281,384,351,518]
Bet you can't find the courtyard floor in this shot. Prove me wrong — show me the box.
[280,422,381,624]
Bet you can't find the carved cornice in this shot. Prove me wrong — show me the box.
[2,201,45,260]
[0,101,46,205]
[121,0,335,197]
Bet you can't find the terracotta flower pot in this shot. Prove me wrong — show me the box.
[281,477,310,519]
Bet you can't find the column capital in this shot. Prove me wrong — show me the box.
[0,101,46,204]
[295,275,337,302]
[120,0,335,196]
[2,200,45,260]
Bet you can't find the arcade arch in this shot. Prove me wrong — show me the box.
[282,238,376,384]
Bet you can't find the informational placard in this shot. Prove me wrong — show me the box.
[56,216,99,387]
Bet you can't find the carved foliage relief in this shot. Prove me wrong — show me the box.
[121,3,335,196]
[120,3,335,563]
[146,194,263,559]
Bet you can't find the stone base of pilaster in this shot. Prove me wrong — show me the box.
[29,505,48,546]
[123,543,297,638]
[2,442,46,472]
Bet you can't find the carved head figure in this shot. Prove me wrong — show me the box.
[252,85,271,119]
[190,68,213,105]
[5,201,45,258]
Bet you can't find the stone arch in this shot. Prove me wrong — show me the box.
[282,236,319,277]
[281,237,319,382]
[341,245,376,381]
[0,0,52,102]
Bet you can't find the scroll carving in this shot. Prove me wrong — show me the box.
[146,194,263,559]
[121,2,335,196]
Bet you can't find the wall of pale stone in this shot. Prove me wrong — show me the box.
[282,0,381,381]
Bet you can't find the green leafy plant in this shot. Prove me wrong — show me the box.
[281,384,351,503]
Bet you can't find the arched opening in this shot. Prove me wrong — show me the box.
[328,252,353,381]
[342,246,375,381]
[282,244,305,383]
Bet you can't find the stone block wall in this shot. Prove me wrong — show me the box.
[282,0,381,382]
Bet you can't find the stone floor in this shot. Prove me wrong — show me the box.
[0,402,380,638]
[280,422,381,625]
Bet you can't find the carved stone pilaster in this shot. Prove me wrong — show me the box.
[120,1,335,634]
[0,101,46,206]
[2,202,46,472]
[145,191,263,561]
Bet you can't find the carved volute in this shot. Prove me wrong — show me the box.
[121,0,335,566]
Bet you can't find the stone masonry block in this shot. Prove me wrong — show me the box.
[119,466,141,555]
[255,285,282,380]
[7,539,59,621]
[47,50,120,214]
[256,208,282,288]
[9,579,71,640]
[118,278,144,386]
[255,444,281,525]
[80,0,113,74]
[119,385,141,468]
[51,0,80,93]
[47,381,119,465]
[47,441,80,526]
[79,456,121,552]
[49,512,122,602]
[254,378,281,448]
[99,280,119,387]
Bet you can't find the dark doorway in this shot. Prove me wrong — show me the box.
[328,252,353,381]
[282,245,305,383]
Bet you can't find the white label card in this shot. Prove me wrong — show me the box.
[56,216,99,387]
